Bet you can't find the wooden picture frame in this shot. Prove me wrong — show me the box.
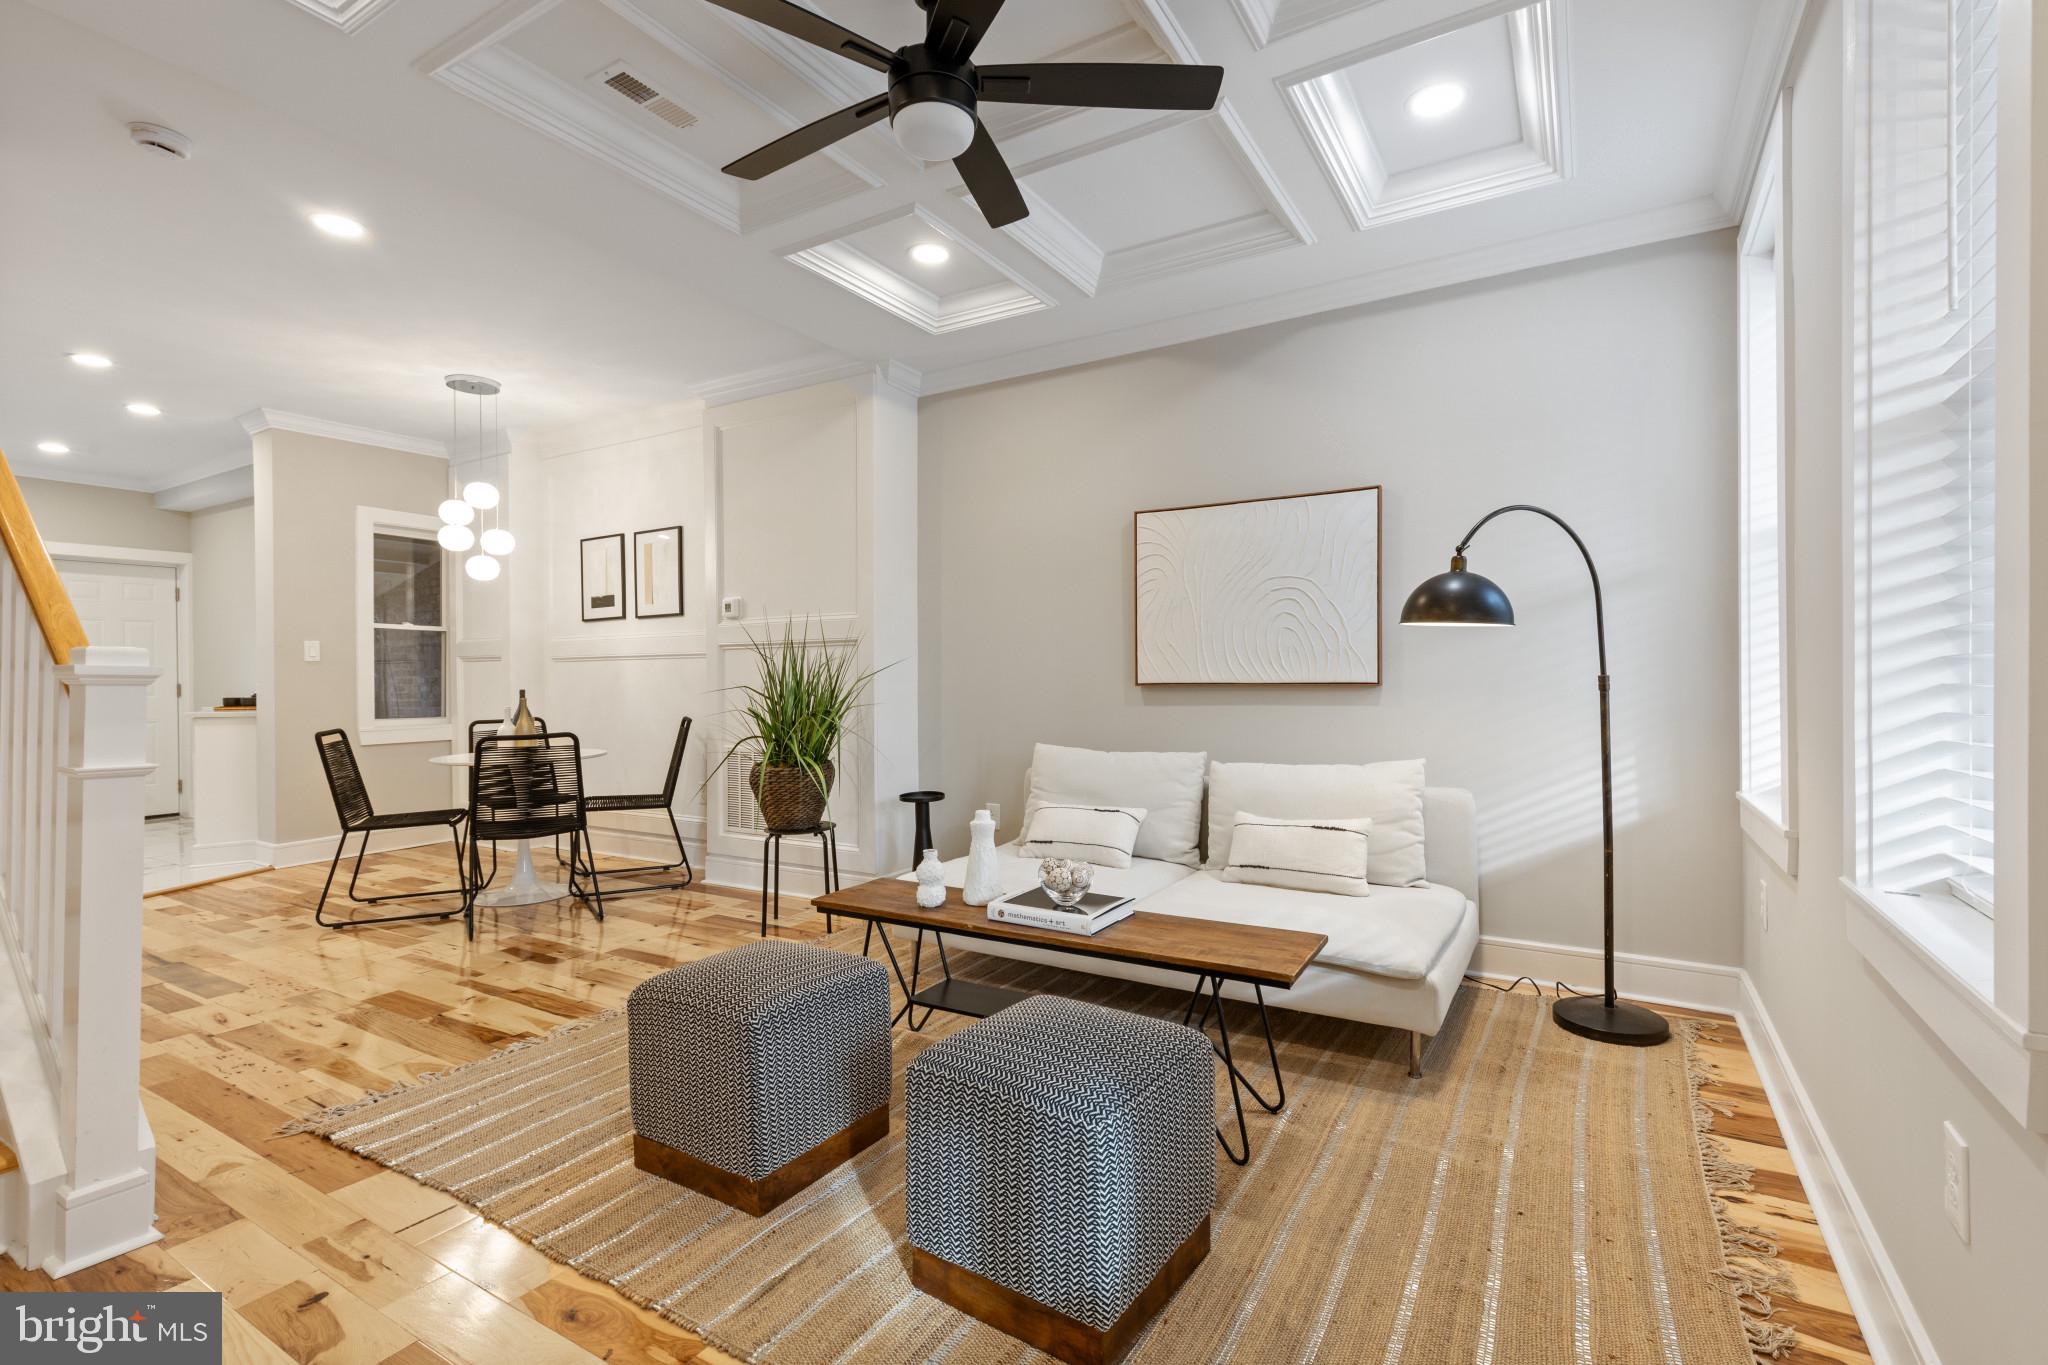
[1133,485,1382,686]
[580,533,626,622]
[633,526,683,619]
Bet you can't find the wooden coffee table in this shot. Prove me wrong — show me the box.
[811,877,1327,1164]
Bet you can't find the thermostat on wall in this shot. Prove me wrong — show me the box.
[721,596,743,620]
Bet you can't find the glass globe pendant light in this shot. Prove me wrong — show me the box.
[443,373,511,579]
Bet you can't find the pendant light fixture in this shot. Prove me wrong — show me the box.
[438,374,516,581]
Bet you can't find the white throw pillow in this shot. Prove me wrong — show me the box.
[1221,813,1373,896]
[1027,743,1206,867]
[1018,801,1149,869]
[1206,758,1428,887]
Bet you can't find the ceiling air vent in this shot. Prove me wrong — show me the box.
[600,65,699,132]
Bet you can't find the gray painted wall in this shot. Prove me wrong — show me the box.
[18,476,190,553]
[918,233,1740,968]
[190,501,255,708]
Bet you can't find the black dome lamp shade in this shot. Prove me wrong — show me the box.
[1401,505,1669,1048]
[1398,554,1515,627]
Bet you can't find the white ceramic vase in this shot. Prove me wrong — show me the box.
[915,849,946,908]
[962,809,1003,906]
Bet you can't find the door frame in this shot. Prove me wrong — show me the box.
[49,542,196,819]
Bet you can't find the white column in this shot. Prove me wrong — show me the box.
[852,365,922,875]
[51,643,161,1275]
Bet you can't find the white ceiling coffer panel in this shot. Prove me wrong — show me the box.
[1282,1,1569,231]
[785,206,1053,334]
[997,101,1311,295]
[275,0,401,35]
[1227,0,1386,50]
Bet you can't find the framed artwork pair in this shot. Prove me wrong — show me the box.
[580,526,682,621]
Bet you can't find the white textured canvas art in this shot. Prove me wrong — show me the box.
[1134,485,1381,685]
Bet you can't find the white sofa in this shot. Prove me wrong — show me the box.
[903,785,1479,1075]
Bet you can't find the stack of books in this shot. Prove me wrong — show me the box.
[988,885,1135,936]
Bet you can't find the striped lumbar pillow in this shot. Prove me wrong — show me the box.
[1220,813,1373,896]
[1018,801,1149,869]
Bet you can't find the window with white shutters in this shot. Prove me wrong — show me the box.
[1850,0,1997,913]
[1738,102,1790,845]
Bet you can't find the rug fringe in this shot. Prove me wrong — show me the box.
[279,1009,624,1137]
[1679,1018,1797,1362]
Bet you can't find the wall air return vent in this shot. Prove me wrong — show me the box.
[599,64,699,132]
[723,747,766,836]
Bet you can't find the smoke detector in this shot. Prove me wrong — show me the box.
[127,122,192,159]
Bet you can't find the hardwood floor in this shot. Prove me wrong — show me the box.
[5,847,1871,1365]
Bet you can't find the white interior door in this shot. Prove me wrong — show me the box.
[60,561,180,817]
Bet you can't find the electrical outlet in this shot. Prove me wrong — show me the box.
[302,640,321,662]
[1943,1121,1970,1243]
[985,802,1001,831]
[1757,878,1769,929]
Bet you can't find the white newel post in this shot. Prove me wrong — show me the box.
[50,644,161,1275]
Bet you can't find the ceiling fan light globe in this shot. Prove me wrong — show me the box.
[438,498,475,527]
[464,553,501,583]
[892,100,976,161]
[462,480,501,510]
[479,527,516,556]
[437,523,476,553]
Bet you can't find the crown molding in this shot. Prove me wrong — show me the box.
[237,408,449,458]
[276,0,401,36]
[689,354,874,408]
[1717,0,1809,219]
[918,195,1734,396]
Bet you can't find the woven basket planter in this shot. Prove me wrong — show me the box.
[751,760,834,831]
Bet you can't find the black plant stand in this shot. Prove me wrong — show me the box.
[759,822,839,936]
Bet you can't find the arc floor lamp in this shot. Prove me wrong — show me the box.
[1400,504,1670,1047]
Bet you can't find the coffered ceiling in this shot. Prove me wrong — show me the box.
[1,0,1797,489]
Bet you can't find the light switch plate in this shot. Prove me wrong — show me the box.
[302,640,321,662]
[1942,1120,1970,1243]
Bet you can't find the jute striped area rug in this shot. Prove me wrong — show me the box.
[288,938,1792,1364]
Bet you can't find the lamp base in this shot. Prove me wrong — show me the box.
[1552,994,1671,1046]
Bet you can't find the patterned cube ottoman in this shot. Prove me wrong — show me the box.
[905,995,1216,1365]
[627,939,890,1215]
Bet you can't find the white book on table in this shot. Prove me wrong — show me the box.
[988,886,1135,936]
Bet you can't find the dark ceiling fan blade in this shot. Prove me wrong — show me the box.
[977,62,1225,111]
[954,120,1027,228]
[699,0,895,71]
[723,96,890,179]
[924,0,1005,62]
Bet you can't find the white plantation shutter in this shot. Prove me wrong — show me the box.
[1738,111,1787,823]
[1851,0,1997,908]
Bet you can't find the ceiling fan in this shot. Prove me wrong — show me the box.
[706,0,1225,228]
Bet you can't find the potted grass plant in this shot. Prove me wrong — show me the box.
[708,617,884,831]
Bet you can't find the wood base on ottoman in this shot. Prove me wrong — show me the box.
[909,1214,1211,1365]
[633,1106,888,1216]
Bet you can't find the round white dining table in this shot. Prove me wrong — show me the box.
[429,747,608,907]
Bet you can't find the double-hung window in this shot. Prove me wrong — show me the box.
[1738,99,1793,872]
[356,507,451,744]
[1850,0,1997,914]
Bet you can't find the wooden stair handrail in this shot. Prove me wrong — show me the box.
[0,447,88,665]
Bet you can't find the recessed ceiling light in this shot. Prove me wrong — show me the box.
[310,212,366,239]
[1406,82,1467,120]
[125,401,162,417]
[37,441,70,455]
[909,242,951,267]
[68,352,113,369]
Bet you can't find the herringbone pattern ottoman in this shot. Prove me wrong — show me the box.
[627,940,890,1215]
[906,995,1215,1365]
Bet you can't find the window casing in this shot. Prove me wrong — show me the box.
[1737,100,1793,870]
[356,507,452,745]
[1850,0,1997,914]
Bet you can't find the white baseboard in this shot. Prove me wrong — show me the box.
[1735,973,1939,1365]
[1471,933,1745,1013]
[262,828,456,869]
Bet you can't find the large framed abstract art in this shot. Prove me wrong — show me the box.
[1134,485,1382,685]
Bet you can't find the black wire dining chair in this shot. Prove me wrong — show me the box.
[466,715,553,882]
[464,732,603,940]
[312,728,468,928]
[582,716,694,897]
